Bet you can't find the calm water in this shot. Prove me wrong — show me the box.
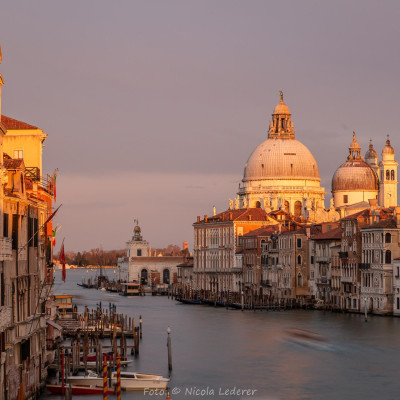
[42,269,400,400]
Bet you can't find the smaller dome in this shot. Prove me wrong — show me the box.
[134,225,141,233]
[332,160,378,191]
[383,138,394,155]
[365,141,377,160]
[273,90,290,115]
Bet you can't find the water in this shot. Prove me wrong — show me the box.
[43,269,400,400]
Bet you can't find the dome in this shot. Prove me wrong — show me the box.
[365,142,377,160]
[332,160,378,191]
[383,138,394,155]
[273,102,290,115]
[243,138,320,180]
[134,225,141,233]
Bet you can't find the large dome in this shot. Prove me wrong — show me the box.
[332,160,378,191]
[243,138,320,181]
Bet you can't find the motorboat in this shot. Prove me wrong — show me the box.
[67,370,169,390]
[47,384,114,395]
[111,371,169,390]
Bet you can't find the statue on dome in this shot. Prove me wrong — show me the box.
[279,90,284,102]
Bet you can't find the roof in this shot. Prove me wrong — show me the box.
[244,225,282,237]
[1,115,38,130]
[4,158,24,169]
[196,208,269,224]
[280,224,321,236]
[361,219,398,230]
[312,227,342,240]
[332,160,378,191]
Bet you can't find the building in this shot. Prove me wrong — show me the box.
[360,211,400,315]
[236,92,326,219]
[124,223,181,286]
[0,41,56,400]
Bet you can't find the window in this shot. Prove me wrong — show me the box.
[391,170,395,180]
[137,249,142,256]
[13,149,23,159]
[297,274,302,287]
[343,195,348,204]
[386,170,390,180]
[385,250,392,264]
[12,215,18,250]
[385,233,391,244]
[397,297,400,310]
[297,255,302,265]
[3,214,8,237]
[311,256,314,264]
[297,238,302,248]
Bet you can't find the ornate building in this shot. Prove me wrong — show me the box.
[332,133,398,210]
[236,92,326,220]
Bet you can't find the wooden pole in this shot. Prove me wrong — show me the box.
[139,315,143,339]
[61,351,65,393]
[116,354,121,400]
[103,354,108,400]
[167,327,172,371]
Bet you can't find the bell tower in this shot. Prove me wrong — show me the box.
[379,136,398,208]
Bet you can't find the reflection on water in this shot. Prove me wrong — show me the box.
[42,269,400,400]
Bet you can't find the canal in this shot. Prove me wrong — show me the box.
[43,269,400,400]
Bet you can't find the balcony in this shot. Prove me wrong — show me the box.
[0,306,12,331]
[339,252,348,259]
[316,277,330,285]
[261,279,272,287]
[358,263,371,270]
[0,238,12,261]
[315,256,329,263]
[25,167,41,182]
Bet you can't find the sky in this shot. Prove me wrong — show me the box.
[0,1,400,252]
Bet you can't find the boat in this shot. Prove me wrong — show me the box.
[180,298,202,305]
[77,360,132,368]
[120,282,141,296]
[47,384,114,395]
[111,371,169,390]
[67,370,169,390]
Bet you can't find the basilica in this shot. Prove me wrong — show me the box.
[231,92,397,219]
[191,93,400,315]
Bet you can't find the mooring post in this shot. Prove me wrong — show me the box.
[167,326,172,372]
[139,315,143,339]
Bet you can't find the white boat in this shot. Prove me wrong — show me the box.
[67,370,103,387]
[67,370,169,390]
[111,371,169,390]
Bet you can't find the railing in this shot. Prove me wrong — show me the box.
[0,238,12,261]
[358,263,371,270]
[316,256,329,263]
[0,306,12,331]
[25,167,40,182]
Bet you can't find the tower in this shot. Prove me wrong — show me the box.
[365,140,379,176]
[378,137,398,208]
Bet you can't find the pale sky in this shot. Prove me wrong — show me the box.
[1,1,399,251]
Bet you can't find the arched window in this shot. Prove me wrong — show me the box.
[385,250,392,265]
[255,201,261,208]
[391,170,395,180]
[297,255,302,265]
[297,273,303,287]
[163,268,170,284]
[141,269,148,285]
[294,201,302,218]
[386,170,390,180]
[385,233,391,244]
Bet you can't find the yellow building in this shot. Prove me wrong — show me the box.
[1,116,47,179]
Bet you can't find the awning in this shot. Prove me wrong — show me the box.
[46,319,63,331]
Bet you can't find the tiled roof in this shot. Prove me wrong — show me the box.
[196,208,269,223]
[341,209,370,220]
[244,225,282,237]
[361,219,397,230]
[280,224,321,236]
[1,115,38,130]
[4,159,24,169]
[312,227,342,240]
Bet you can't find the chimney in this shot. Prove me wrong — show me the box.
[197,216,200,223]
[306,227,311,238]
[229,213,233,221]
[213,206,216,216]
[248,215,252,221]
[375,210,380,223]
[204,215,208,223]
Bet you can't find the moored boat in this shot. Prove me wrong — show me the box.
[47,384,114,395]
